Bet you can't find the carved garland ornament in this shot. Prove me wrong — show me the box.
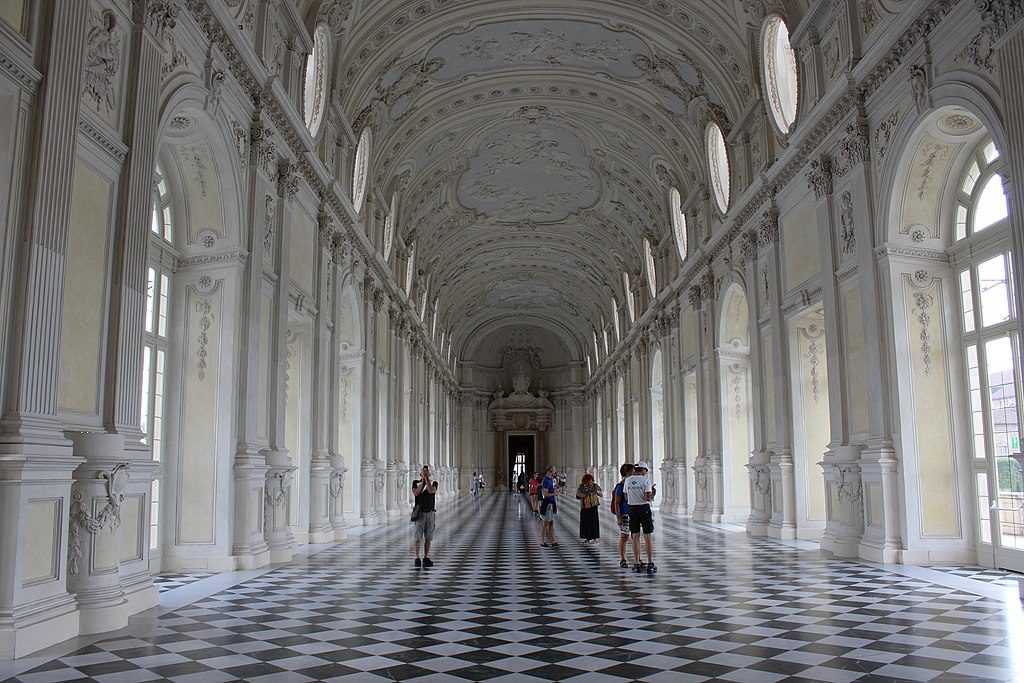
[911,291,935,376]
[69,463,131,575]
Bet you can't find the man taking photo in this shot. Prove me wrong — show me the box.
[412,465,438,567]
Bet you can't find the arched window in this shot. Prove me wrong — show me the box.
[707,122,731,213]
[151,165,173,242]
[955,139,1007,241]
[602,326,610,355]
[952,137,1020,548]
[622,271,636,323]
[405,243,416,294]
[302,24,330,138]
[611,298,621,341]
[352,128,371,210]
[643,239,657,295]
[593,330,601,362]
[762,15,798,135]
[383,192,396,261]
[143,162,176,552]
[670,186,687,262]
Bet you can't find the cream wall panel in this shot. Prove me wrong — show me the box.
[793,326,829,522]
[681,309,697,358]
[904,279,960,537]
[22,499,60,585]
[782,197,820,292]
[175,140,226,244]
[177,286,222,543]
[843,287,869,436]
[0,0,25,33]
[92,497,118,573]
[289,209,315,294]
[59,161,111,414]
[762,333,775,443]
[119,495,142,564]
[866,482,883,528]
[257,293,272,440]
[899,135,959,238]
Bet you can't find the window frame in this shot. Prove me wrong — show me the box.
[761,14,799,136]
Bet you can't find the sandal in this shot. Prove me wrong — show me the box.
[540,542,550,547]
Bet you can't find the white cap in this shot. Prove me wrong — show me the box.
[635,461,650,470]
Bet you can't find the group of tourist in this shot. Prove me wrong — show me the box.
[523,462,658,573]
[410,461,658,575]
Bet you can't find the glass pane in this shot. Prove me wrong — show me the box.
[973,174,1008,233]
[140,346,152,442]
[986,337,1019,461]
[153,350,166,462]
[983,140,999,163]
[150,480,160,550]
[961,161,979,195]
[151,206,160,235]
[145,268,156,334]
[955,204,968,242]
[158,273,170,338]
[162,205,173,242]
[967,345,985,459]
[978,254,1011,328]
[977,472,991,544]
[960,269,975,333]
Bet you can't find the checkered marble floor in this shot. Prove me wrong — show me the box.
[928,565,1024,589]
[3,493,1024,682]
[152,573,215,593]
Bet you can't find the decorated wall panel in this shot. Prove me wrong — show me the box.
[59,160,112,415]
[782,196,820,292]
[21,499,61,585]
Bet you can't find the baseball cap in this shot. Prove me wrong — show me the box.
[634,461,650,470]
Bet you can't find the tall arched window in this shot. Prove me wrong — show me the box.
[670,186,687,262]
[405,243,416,294]
[352,128,371,210]
[302,24,330,138]
[955,139,1008,241]
[611,298,621,342]
[707,123,731,213]
[144,162,175,551]
[953,137,1021,550]
[643,239,657,295]
[762,15,798,135]
[593,330,601,362]
[623,271,636,322]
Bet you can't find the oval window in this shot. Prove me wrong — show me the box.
[670,187,687,262]
[762,16,798,135]
[352,128,371,210]
[643,239,657,295]
[706,123,731,213]
[303,25,330,137]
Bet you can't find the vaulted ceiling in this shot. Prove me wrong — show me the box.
[302,0,806,371]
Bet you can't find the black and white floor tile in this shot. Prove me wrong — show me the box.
[3,493,1023,682]
[153,573,215,593]
[928,564,1024,589]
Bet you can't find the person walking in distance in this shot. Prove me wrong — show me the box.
[471,471,479,498]
[576,473,602,544]
[539,466,559,547]
[528,472,541,517]
[412,465,438,567]
[612,463,634,567]
[625,461,657,573]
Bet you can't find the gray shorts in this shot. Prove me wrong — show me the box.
[415,511,435,541]
[541,500,557,522]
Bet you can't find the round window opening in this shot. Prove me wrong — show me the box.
[352,128,371,210]
[303,25,330,138]
[762,16,798,135]
[706,123,731,213]
[670,187,687,262]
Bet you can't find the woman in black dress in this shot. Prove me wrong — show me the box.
[576,473,602,544]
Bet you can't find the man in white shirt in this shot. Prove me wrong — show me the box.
[624,461,656,574]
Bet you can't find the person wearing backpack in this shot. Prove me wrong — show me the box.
[625,461,657,574]
[576,473,602,544]
[412,465,438,568]
[612,463,634,568]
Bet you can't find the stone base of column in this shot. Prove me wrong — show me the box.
[0,596,80,660]
[263,462,297,565]
[766,522,797,540]
[232,448,270,570]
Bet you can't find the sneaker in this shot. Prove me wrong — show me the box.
[541,542,551,547]
[632,563,642,573]
[414,558,421,568]
[619,559,629,568]
[647,562,658,574]
[423,557,434,568]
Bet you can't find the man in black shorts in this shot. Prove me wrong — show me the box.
[624,461,656,573]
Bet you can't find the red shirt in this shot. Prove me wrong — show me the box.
[528,478,539,495]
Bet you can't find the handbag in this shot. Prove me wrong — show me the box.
[410,504,421,522]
